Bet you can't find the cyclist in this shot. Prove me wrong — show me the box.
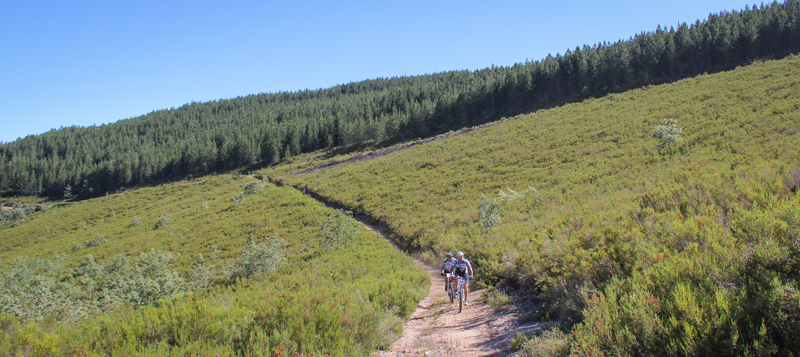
[453,251,474,304]
[440,252,456,291]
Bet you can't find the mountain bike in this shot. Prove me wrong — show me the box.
[446,273,455,304]
[456,276,467,313]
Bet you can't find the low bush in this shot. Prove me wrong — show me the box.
[653,118,684,150]
[155,213,172,228]
[0,204,40,223]
[320,209,358,252]
[484,290,512,311]
[517,329,571,357]
[228,234,287,282]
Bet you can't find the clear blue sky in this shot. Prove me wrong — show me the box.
[1,0,753,143]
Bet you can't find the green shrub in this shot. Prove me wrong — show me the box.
[484,290,512,311]
[228,234,287,282]
[231,191,247,205]
[517,329,571,357]
[231,180,266,206]
[85,233,107,247]
[653,118,684,149]
[0,249,202,323]
[243,180,265,195]
[70,233,109,252]
[155,213,172,228]
[320,209,358,252]
[0,205,37,223]
[509,332,531,352]
[517,312,538,324]
[189,254,214,290]
[478,187,537,231]
[71,242,84,252]
[478,195,503,231]
[0,255,83,322]
[567,191,800,356]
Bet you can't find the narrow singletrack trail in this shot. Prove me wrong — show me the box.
[262,178,542,356]
[356,217,536,357]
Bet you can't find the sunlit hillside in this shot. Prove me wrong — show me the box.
[0,174,428,355]
[2,1,797,201]
[1,14,799,355]
[266,55,800,354]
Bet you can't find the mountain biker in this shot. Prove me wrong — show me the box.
[453,251,474,304]
[440,252,456,291]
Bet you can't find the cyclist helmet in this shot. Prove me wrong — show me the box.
[446,252,453,258]
[456,251,464,257]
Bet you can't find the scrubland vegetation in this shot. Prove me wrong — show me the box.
[0,174,428,355]
[1,3,799,356]
[266,55,800,354]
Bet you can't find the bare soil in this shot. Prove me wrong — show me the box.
[355,219,544,357]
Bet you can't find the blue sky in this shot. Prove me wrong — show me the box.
[1,0,752,143]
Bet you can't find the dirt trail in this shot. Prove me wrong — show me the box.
[261,178,543,356]
[355,219,539,357]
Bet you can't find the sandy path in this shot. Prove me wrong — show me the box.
[261,178,543,356]
[355,219,537,357]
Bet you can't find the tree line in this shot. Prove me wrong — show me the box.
[2,0,798,198]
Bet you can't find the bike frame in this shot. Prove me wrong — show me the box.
[457,276,466,313]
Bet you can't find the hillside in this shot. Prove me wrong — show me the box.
[2,1,798,200]
[1,51,798,357]
[263,55,800,354]
[0,174,428,355]
[1,3,800,355]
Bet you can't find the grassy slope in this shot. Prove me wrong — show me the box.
[264,56,800,353]
[270,56,800,255]
[2,174,346,268]
[0,174,428,356]
[2,55,798,355]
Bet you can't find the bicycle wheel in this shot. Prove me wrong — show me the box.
[458,288,463,313]
[448,282,454,303]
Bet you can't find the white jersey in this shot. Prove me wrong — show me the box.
[453,258,472,275]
